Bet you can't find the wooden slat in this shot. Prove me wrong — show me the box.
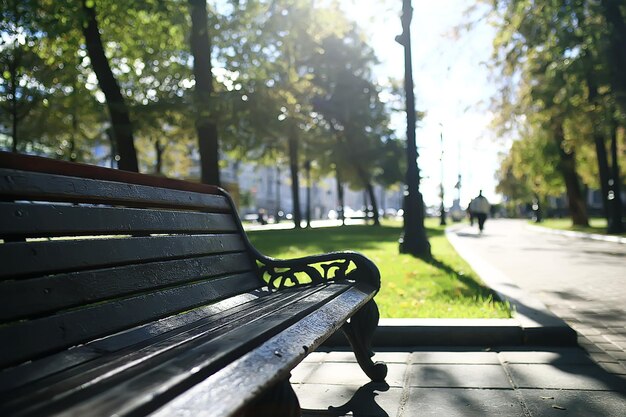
[0,202,238,238]
[0,168,231,211]
[0,152,223,196]
[0,271,261,368]
[0,287,321,407]
[0,233,247,279]
[153,284,375,417]
[0,252,257,322]
[4,284,355,417]
[0,293,260,394]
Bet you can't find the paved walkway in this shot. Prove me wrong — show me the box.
[448,219,626,375]
[293,346,626,416]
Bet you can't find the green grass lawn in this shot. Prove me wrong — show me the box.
[247,219,511,319]
[534,218,626,237]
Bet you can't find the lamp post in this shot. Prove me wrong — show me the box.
[396,0,431,257]
[275,165,281,223]
[439,123,446,226]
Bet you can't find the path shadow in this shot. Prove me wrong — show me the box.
[453,232,481,238]
[546,290,588,302]
[582,249,626,258]
[301,381,390,417]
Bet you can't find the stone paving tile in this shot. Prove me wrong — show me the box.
[598,362,626,375]
[296,383,402,417]
[301,352,328,363]
[519,389,626,417]
[589,352,619,363]
[506,364,626,391]
[372,352,411,364]
[291,362,320,383]
[578,340,606,354]
[403,388,524,417]
[609,351,626,361]
[407,364,512,389]
[570,325,602,335]
[596,342,623,352]
[498,349,595,365]
[322,351,410,364]
[302,362,407,388]
[585,335,610,343]
[411,351,500,364]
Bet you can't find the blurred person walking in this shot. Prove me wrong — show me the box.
[472,190,490,233]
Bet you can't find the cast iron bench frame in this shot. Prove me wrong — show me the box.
[0,152,387,417]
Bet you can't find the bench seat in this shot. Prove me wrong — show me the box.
[0,152,387,417]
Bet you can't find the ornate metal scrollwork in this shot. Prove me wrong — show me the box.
[257,257,355,290]
[251,250,381,291]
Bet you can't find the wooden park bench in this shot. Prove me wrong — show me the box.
[0,152,387,417]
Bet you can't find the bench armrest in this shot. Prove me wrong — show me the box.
[253,251,381,291]
[215,189,381,292]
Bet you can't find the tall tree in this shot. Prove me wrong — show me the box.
[219,0,351,227]
[189,0,220,185]
[311,31,398,227]
[0,0,40,153]
[81,0,138,171]
[489,0,598,226]
[489,0,626,230]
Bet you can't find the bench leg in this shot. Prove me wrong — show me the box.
[341,300,388,382]
[235,376,301,417]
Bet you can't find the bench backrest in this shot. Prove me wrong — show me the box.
[0,153,261,369]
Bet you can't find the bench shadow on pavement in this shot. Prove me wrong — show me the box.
[301,382,390,417]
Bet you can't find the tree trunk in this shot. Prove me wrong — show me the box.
[8,0,21,153]
[189,0,220,185]
[305,160,311,228]
[593,132,611,219]
[275,166,282,223]
[608,121,624,233]
[600,0,626,118]
[336,166,345,226]
[365,182,380,226]
[155,138,164,175]
[586,74,612,222]
[351,155,380,226]
[10,57,18,153]
[106,127,116,168]
[69,82,79,162]
[288,134,302,229]
[552,119,589,226]
[81,0,138,172]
